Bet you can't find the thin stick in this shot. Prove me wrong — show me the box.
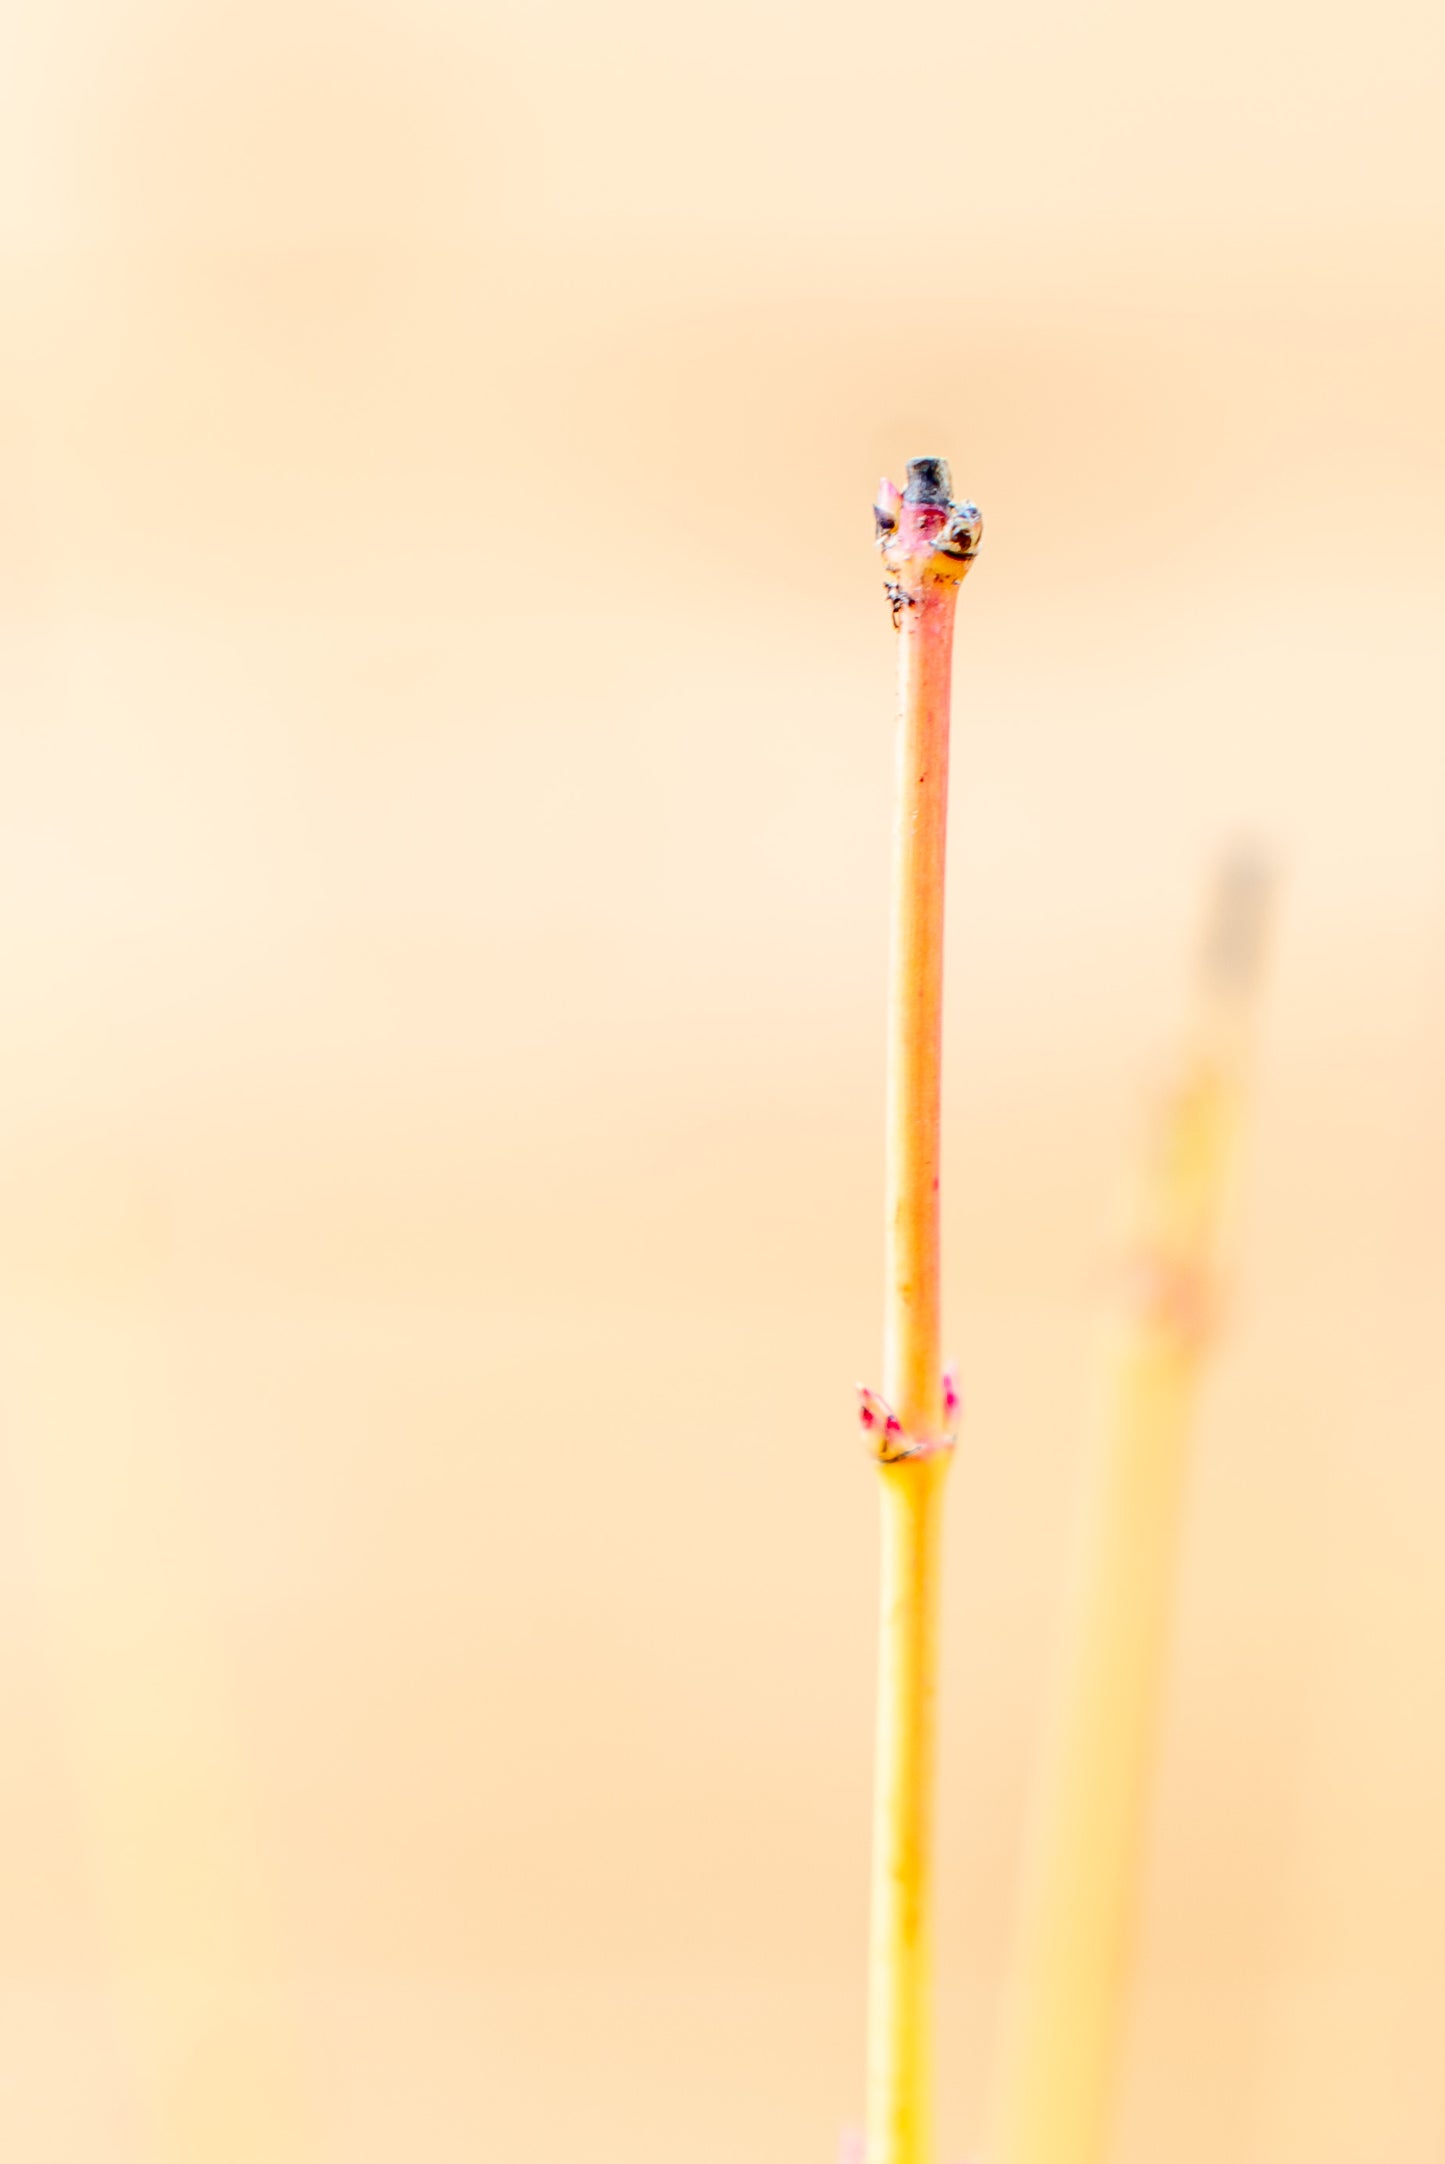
[987,849,1273,2164]
[860,457,982,2164]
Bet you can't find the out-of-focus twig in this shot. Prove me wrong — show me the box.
[987,847,1274,2164]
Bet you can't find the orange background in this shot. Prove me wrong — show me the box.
[2,1,1443,2158]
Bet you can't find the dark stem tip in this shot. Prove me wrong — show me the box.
[902,456,954,507]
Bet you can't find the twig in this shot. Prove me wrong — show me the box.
[860,457,982,2164]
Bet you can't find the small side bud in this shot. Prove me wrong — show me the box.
[857,1384,894,1436]
[939,501,984,561]
[873,476,902,539]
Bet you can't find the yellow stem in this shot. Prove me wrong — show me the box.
[868,1451,951,2164]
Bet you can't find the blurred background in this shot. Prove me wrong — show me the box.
[1,0,1443,2158]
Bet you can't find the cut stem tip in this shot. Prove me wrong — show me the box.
[876,458,983,601]
[902,457,954,506]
